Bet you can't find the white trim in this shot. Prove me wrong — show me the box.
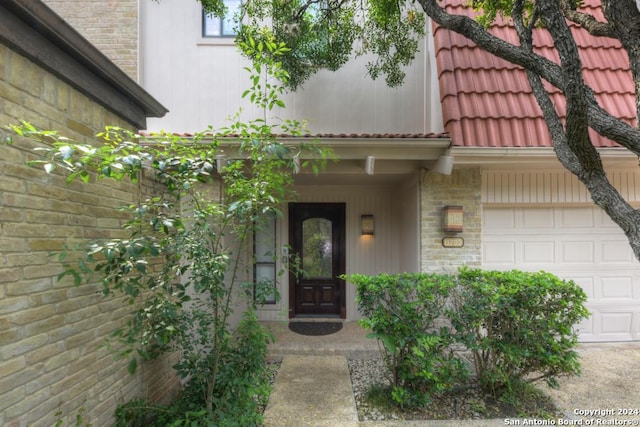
[453,146,636,164]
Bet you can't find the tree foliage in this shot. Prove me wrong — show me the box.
[200,0,426,88]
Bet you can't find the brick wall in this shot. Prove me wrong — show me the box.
[42,0,139,81]
[0,43,179,426]
[420,168,482,273]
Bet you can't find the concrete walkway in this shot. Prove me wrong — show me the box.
[262,355,359,427]
[261,322,640,427]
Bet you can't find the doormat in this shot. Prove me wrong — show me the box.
[288,322,343,336]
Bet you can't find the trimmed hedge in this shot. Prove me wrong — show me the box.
[347,268,589,407]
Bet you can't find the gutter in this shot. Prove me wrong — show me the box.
[450,146,636,164]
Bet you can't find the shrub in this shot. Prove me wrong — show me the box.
[449,267,590,395]
[114,311,274,427]
[347,273,468,408]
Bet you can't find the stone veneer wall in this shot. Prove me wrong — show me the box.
[42,0,139,80]
[0,44,179,426]
[420,168,482,273]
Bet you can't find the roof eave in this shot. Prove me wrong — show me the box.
[184,135,453,161]
[451,146,637,167]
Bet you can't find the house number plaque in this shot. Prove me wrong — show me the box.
[442,237,464,248]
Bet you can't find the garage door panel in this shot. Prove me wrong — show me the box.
[522,241,555,263]
[560,207,594,227]
[522,208,554,228]
[562,241,594,263]
[484,208,516,228]
[599,276,635,299]
[599,312,634,335]
[483,241,516,264]
[601,240,635,263]
[483,206,640,342]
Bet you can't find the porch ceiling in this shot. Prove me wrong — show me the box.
[289,137,451,185]
[292,159,428,185]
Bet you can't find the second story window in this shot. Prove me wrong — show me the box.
[202,0,241,37]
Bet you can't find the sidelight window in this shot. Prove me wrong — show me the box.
[254,214,277,304]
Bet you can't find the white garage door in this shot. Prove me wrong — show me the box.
[483,207,640,342]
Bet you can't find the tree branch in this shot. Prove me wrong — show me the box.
[559,0,616,38]
[417,0,640,153]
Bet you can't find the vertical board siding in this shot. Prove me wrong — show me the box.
[482,169,640,204]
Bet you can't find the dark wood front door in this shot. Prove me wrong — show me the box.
[289,203,346,318]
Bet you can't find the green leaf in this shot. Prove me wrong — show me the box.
[127,357,137,375]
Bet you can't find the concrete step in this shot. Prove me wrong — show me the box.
[263,321,381,361]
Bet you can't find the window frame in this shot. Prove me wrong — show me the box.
[201,0,241,38]
[253,215,278,305]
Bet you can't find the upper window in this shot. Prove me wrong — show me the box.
[202,0,241,37]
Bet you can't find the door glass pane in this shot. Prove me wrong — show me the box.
[302,218,332,278]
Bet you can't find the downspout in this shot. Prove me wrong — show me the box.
[418,168,426,272]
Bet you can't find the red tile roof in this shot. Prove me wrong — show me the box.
[433,0,636,148]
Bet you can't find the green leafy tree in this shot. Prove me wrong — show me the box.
[200,0,425,89]
[198,0,640,262]
[6,38,328,425]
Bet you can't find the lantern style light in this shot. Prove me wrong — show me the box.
[443,206,463,233]
[361,214,374,235]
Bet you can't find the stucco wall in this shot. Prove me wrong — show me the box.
[42,0,139,80]
[0,43,179,426]
[420,168,482,273]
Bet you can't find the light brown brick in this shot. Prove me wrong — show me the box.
[9,303,56,326]
[0,267,21,283]
[25,342,64,364]
[0,240,29,258]
[5,278,51,295]
[27,239,65,252]
[2,74,25,104]
[1,193,51,210]
[4,385,49,418]
[1,333,48,359]
[0,356,26,378]
[0,385,25,413]
[23,263,63,279]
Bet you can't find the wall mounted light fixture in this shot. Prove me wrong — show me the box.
[215,154,227,173]
[365,156,375,175]
[293,154,301,174]
[361,214,375,235]
[432,150,454,175]
[443,206,464,233]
